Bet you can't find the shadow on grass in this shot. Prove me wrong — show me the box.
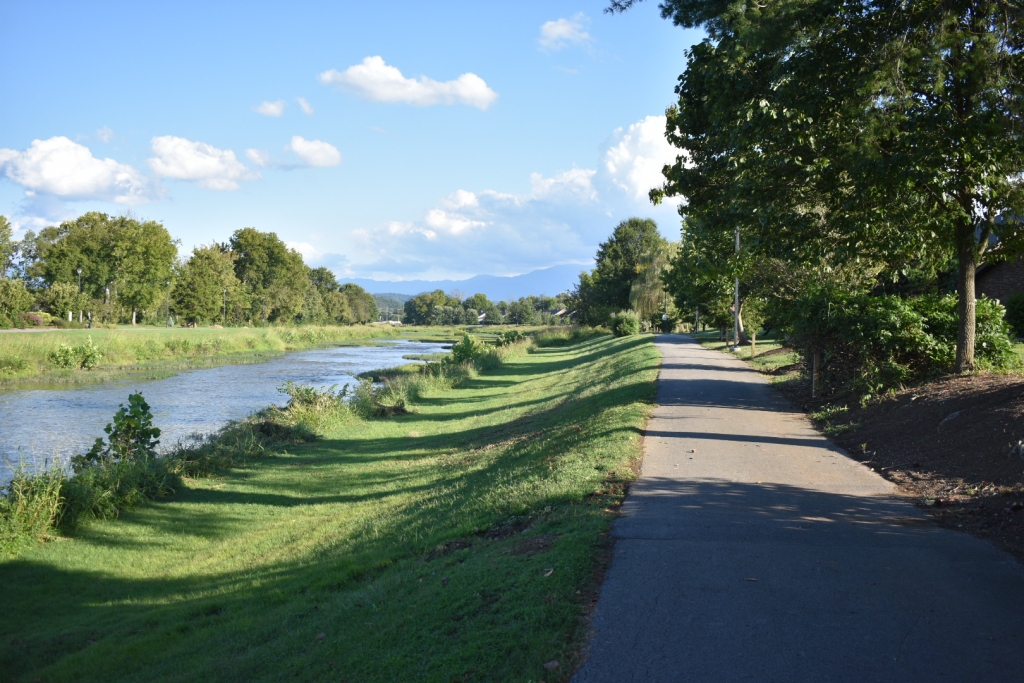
[0,334,662,681]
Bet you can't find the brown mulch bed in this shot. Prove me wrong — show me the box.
[780,370,1024,563]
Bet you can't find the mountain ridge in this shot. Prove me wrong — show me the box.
[341,264,586,302]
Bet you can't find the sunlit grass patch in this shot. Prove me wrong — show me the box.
[1,333,660,682]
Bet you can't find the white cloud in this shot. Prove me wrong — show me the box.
[287,241,318,260]
[0,136,149,204]
[539,14,592,51]
[96,126,114,143]
[425,209,486,236]
[296,97,314,115]
[148,136,256,191]
[600,115,682,203]
[440,189,479,210]
[245,148,271,168]
[530,167,597,202]
[288,136,341,167]
[254,100,286,117]
[319,56,498,110]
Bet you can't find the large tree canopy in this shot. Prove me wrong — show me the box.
[229,228,310,324]
[619,0,1024,371]
[31,212,177,324]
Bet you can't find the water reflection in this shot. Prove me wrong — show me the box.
[0,339,449,482]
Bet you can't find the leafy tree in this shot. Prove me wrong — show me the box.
[229,228,310,324]
[309,266,339,293]
[618,0,1024,371]
[41,282,88,320]
[403,289,460,325]
[462,293,492,311]
[0,216,14,276]
[324,290,353,323]
[592,218,667,312]
[506,299,536,325]
[339,283,378,323]
[0,277,33,324]
[112,217,177,324]
[30,213,177,324]
[172,245,243,325]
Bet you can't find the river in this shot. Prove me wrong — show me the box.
[0,339,449,483]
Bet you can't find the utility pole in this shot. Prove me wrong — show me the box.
[733,225,740,350]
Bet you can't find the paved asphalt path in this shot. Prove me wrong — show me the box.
[573,334,1024,683]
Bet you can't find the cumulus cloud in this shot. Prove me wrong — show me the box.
[296,97,314,115]
[254,100,286,117]
[530,167,597,202]
[245,148,272,168]
[0,136,149,204]
[319,56,498,110]
[600,115,681,203]
[539,14,591,51]
[288,136,341,167]
[287,241,319,260]
[148,136,256,190]
[96,126,114,143]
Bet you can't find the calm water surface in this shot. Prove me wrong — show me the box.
[0,339,449,483]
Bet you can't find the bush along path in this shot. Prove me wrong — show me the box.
[0,330,659,682]
[574,335,1024,683]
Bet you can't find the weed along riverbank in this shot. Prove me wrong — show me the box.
[0,330,660,682]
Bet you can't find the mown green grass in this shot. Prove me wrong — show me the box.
[0,325,477,390]
[0,334,660,682]
[691,330,802,375]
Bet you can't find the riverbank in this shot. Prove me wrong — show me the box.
[0,325,472,391]
[1,333,659,682]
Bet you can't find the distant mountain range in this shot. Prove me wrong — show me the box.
[343,264,587,302]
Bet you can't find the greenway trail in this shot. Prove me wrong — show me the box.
[574,335,1024,683]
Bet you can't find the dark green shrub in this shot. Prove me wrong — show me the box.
[1005,292,1024,338]
[48,336,103,369]
[450,333,487,363]
[785,291,1016,395]
[497,329,528,346]
[609,310,641,337]
[71,392,161,472]
[0,354,27,374]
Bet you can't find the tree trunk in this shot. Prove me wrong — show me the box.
[737,298,747,345]
[955,221,978,373]
[132,306,137,326]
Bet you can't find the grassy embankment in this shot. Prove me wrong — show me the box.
[691,330,802,381]
[0,332,660,682]
[0,325,478,390]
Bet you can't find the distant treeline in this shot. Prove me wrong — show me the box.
[401,290,572,326]
[0,212,376,328]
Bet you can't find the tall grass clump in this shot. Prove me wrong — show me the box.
[0,469,64,556]
[532,325,607,347]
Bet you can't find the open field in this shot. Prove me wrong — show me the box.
[0,334,660,682]
[0,325,536,390]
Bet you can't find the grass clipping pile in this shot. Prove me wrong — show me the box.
[815,374,1024,562]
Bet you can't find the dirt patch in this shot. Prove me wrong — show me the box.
[818,373,1024,563]
[509,534,558,556]
[422,538,473,561]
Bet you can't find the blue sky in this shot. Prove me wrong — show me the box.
[0,1,703,281]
